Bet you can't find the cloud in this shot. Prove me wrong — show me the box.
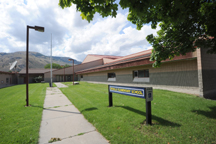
[0,0,160,62]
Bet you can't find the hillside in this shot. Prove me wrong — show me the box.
[0,51,81,72]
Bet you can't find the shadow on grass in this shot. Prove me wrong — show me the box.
[192,106,216,119]
[30,105,44,109]
[81,107,98,113]
[0,84,17,89]
[115,105,181,127]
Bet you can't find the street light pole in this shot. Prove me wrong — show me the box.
[73,60,74,85]
[68,59,74,85]
[26,25,44,107]
[50,33,52,87]
[26,26,29,106]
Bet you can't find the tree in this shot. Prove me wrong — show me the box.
[34,76,43,83]
[59,0,216,67]
[64,64,71,68]
[44,63,62,69]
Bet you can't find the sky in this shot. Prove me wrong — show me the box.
[0,0,160,62]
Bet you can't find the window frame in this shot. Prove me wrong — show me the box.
[133,69,149,78]
[107,73,116,78]
[6,78,9,83]
[107,72,116,81]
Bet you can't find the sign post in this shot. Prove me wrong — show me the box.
[108,86,113,107]
[108,85,153,125]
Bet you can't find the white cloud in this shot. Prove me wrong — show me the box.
[0,0,160,62]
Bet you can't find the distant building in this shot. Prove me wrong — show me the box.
[18,69,56,84]
[0,71,17,88]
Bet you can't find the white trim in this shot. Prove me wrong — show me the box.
[133,77,150,82]
[108,78,116,81]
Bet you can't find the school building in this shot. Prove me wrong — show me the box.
[42,48,216,99]
[2,48,215,99]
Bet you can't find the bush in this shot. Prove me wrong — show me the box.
[34,76,43,83]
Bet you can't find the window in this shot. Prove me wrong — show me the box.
[81,75,83,78]
[134,71,138,77]
[133,69,150,82]
[6,78,9,83]
[67,76,71,81]
[108,73,116,81]
[133,70,149,78]
[108,73,116,78]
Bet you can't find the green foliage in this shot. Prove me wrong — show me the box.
[60,82,216,144]
[44,63,62,69]
[59,0,216,67]
[59,0,118,22]
[63,64,71,68]
[0,83,48,143]
[34,76,43,83]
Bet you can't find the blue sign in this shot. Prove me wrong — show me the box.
[109,85,145,98]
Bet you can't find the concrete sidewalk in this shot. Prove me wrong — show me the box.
[54,82,68,88]
[39,87,109,144]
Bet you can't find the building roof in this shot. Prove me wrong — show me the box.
[77,50,151,74]
[19,69,57,74]
[87,54,122,59]
[0,71,15,75]
[82,54,122,64]
[77,49,195,74]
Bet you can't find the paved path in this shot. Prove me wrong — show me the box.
[54,82,68,88]
[39,87,109,144]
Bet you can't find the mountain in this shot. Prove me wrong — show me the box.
[0,51,81,72]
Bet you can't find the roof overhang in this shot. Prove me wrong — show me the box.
[77,52,195,74]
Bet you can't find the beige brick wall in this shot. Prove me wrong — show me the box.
[82,58,199,87]
[86,59,197,76]
[151,59,197,73]
[0,73,14,88]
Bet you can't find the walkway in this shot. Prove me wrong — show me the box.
[54,82,68,88]
[38,84,109,144]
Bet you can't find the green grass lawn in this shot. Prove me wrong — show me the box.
[52,83,57,87]
[60,82,216,144]
[0,83,48,144]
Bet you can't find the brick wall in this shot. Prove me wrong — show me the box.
[82,59,199,87]
[198,48,216,99]
[0,73,15,88]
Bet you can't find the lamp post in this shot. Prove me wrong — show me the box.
[26,25,44,106]
[68,59,74,85]
[50,33,52,87]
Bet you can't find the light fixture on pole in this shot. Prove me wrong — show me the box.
[68,59,74,85]
[26,25,44,106]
